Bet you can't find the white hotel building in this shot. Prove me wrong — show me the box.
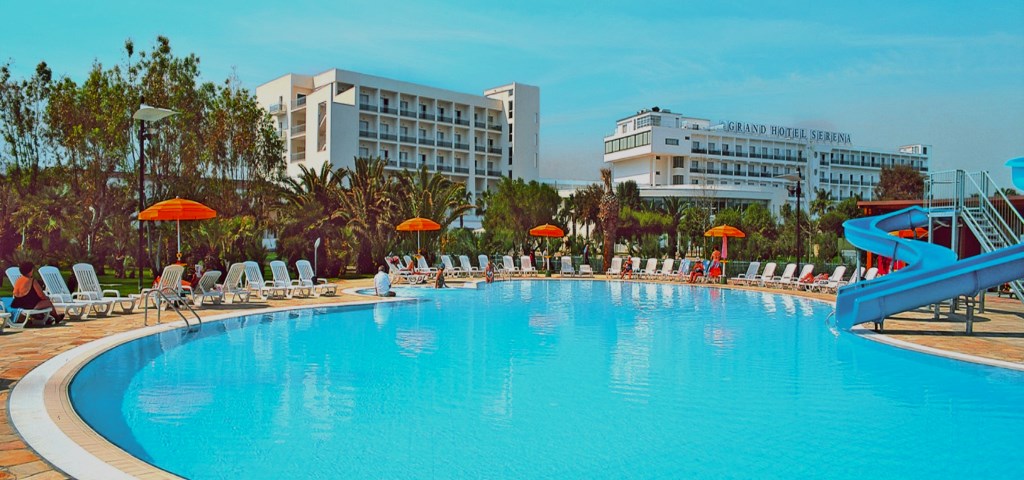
[255,69,540,223]
[604,108,930,213]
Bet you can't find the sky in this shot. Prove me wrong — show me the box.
[3,0,1023,186]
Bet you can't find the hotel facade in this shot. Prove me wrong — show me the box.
[255,69,540,224]
[604,108,930,214]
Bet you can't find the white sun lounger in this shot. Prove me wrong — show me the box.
[73,263,137,313]
[387,257,426,284]
[0,298,54,331]
[559,256,575,277]
[39,266,106,320]
[810,266,846,293]
[296,259,337,296]
[139,264,190,309]
[605,257,622,278]
[459,255,482,277]
[520,256,539,276]
[501,256,521,277]
[653,258,675,280]
[730,262,761,286]
[270,260,312,298]
[192,270,224,306]
[765,263,796,288]
[244,261,288,299]
[751,262,777,287]
[784,264,816,290]
[441,255,467,277]
[219,263,252,303]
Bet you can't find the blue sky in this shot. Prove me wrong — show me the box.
[3,0,1023,186]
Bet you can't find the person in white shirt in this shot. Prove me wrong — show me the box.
[374,265,395,297]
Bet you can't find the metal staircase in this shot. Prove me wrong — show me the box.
[926,169,1024,301]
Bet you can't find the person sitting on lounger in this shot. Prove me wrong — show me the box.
[11,262,64,324]
[620,257,633,280]
[374,265,396,297]
[688,261,705,283]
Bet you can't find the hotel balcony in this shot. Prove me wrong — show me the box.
[380,106,397,115]
[400,109,416,118]
[399,160,417,169]
[418,137,435,146]
[268,103,286,115]
[453,166,469,174]
[400,135,417,143]
[437,140,453,148]
[291,124,307,136]
[488,123,502,131]
[385,159,398,167]
[454,143,469,150]
[359,103,376,112]
[438,115,453,123]
[380,133,397,141]
[487,169,501,176]
[419,113,435,121]
[475,121,486,129]
[488,147,501,154]
[291,97,307,110]
[475,168,486,175]
[455,118,469,126]
[475,146,486,152]
[359,130,377,139]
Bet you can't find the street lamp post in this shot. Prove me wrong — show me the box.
[778,168,804,274]
[133,100,177,291]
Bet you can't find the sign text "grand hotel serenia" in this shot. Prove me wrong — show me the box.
[722,121,852,144]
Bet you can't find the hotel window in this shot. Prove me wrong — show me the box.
[626,136,635,149]
[673,175,685,184]
[736,145,744,154]
[401,100,409,110]
[437,155,445,164]
[692,141,701,150]
[380,149,389,159]
[709,142,716,151]
[621,124,627,133]
[419,128,427,138]
[773,148,780,158]
[420,154,427,163]
[772,166,779,175]
[692,179,700,185]
[399,151,408,160]
[360,94,369,105]
[672,156,685,168]
[722,144,730,153]
[691,160,700,169]
[437,131,445,141]
[359,121,369,132]
[786,149,792,158]
[420,104,427,113]
[666,138,679,145]
[761,147,768,156]
[359,147,369,157]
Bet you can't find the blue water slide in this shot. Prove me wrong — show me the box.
[836,206,1024,330]
[1007,157,1024,189]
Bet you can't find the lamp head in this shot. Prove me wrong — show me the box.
[133,104,177,122]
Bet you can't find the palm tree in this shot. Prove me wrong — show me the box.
[810,188,834,217]
[598,168,619,270]
[575,183,602,239]
[340,157,395,273]
[658,196,687,257]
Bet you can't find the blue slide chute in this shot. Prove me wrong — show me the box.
[836,206,1024,330]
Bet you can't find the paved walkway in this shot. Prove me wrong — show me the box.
[1,277,1021,478]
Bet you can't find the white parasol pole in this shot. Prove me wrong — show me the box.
[176,219,181,261]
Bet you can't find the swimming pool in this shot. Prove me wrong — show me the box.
[70,281,1024,478]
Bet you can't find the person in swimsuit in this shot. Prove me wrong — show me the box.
[11,262,64,324]
[484,260,495,283]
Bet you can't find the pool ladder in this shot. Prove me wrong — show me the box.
[824,311,839,337]
[142,289,203,330]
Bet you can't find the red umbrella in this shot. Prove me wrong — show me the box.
[529,224,564,237]
[396,217,441,251]
[138,197,217,260]
[704,225,746,259]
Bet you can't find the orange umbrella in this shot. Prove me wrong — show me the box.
[529,224,564,237]
[704,225,746,260]
[396,217,441,251]
[138,197,217,260]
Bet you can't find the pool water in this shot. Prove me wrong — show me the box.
[71,281,1024,479]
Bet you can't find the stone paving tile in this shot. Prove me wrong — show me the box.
[0,277,1022,477]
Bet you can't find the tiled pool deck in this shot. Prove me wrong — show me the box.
[1,277,1022,478]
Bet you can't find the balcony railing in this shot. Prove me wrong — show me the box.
[359,130,377,139]
[475,121,486,128]
[359,103,376,112]
[385,159,398,167]
[692,148,707,154]
[291,124,307,135]
[419,113,435,120]
[488,123,502,131]
[487,169,501,176]
[291,97,307,109]
[380,133,397,141]
[269,103,285,114]
[291,151,306,161]
[437,140,453,148]
[399,160,417,169]
[475,146,486,152]
[454,142,469,150]
[475,168,486,175]
[453,166,469,174]
[418,138,435,146]
[455,118,469,126]
[438,115,453,123]
[400,109,416,118]
[380,106,397,114]
[400,135,417,143]
[488,147,501,154]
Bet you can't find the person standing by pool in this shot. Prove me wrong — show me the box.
[374,265,395,297]
[620,256,633,280]
[484,261,495,283]
[434,265,448,288]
